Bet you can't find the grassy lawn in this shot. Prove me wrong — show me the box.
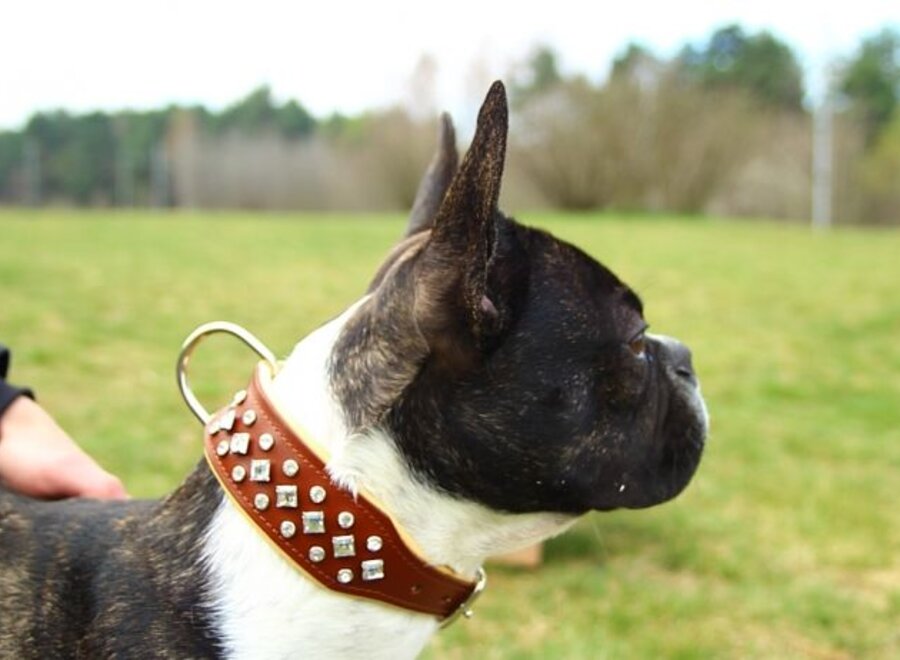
[1,209,898,658]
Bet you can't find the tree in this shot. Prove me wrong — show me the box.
[24,111,116,204]
[511,45,563,104]
[858,110,900,223]
[215,86,316,138]
[0,131,25,200]
[840,28,900,144]
[678,24,805,111]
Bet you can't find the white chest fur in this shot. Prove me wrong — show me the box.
[201,301,575,659]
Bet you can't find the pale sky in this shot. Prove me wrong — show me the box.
[0,0,896,131]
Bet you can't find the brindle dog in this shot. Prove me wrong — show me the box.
[0,82,706,659]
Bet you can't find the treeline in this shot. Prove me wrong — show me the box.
[0,24,898,223]
[508,26,900,224]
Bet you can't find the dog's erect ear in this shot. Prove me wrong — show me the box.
[406,113,458,237]
[417,81,524,353]
[431,81,507,246]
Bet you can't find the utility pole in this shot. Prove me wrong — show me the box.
[812,64,835,230]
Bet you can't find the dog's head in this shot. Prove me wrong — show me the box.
[331,81,706,516]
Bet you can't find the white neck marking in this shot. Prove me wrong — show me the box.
[202,299,576,659]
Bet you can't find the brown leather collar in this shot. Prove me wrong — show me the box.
[203,364,485,623]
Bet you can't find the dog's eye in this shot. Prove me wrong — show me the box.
[627,332,647,358]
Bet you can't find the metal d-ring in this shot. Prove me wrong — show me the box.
[176,321,278,425]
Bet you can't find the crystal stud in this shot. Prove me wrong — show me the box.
[241,409,257,426]
[215,439,229,456]
[361,559,385,582]
[309,545,326,563]
[229,432,251,455]
[218,409,236,431]
[231,465,246,482]
[254,493,270,510]
[366,535,383,552]
[302,511,326,534]
[337,568,353,584]
[282,459,299,478]
[232,389,247,405]
[258,433,275,452]
[337,511,355,529]
[249,459,271,482]
[275,484,298,508]
[309,485,327,504]
[280,520,296,539]
[332,534,356,558]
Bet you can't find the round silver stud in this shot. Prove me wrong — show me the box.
[283,459,299,478]
[254,493,270,510]
[280,520,296,539]
[309,545,326,563]
[337,511,355,529]
[309,486,326,504]
[241,409,257,426]
[366,535,383,552]
[337,568,353,584]
[231,465,246,482]
[216,439,230,456]
[258,433,275,451]
[232,389,247,405]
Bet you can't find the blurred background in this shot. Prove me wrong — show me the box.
[2,2,899,658]
[0,1,897,225]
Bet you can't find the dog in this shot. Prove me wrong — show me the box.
[0,82,707,659]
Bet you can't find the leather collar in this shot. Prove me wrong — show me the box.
[203,363,485,624]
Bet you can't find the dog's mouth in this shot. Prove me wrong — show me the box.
[587,365,708,513]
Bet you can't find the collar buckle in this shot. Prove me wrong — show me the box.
[440,567,487,629]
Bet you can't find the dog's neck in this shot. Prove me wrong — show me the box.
[202,300,574,658]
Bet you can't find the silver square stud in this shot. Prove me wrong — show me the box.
[258,432,275,451]
[332,534,356,558]
[282,459,299,478]
[249,459,271,482]
[361,559,385,582]
[254,493,270,510]
[241,409,257,426]
[309,485,326,504]
[230,432,251,455]
[275,485,298,508]
[302,511,325,534]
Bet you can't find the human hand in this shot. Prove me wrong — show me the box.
[0,396,128,500]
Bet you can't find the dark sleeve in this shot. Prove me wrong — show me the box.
[0,343,35,418]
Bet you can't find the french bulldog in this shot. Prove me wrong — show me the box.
[0,81,707,659]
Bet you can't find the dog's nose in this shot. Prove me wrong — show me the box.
[650,334,697,386]
[669,342,697,385]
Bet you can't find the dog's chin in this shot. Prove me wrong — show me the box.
[589,408,707,513]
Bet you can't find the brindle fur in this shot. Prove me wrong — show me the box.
[0,466,221,659]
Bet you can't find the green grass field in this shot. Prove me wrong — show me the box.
[2,210,898,658]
